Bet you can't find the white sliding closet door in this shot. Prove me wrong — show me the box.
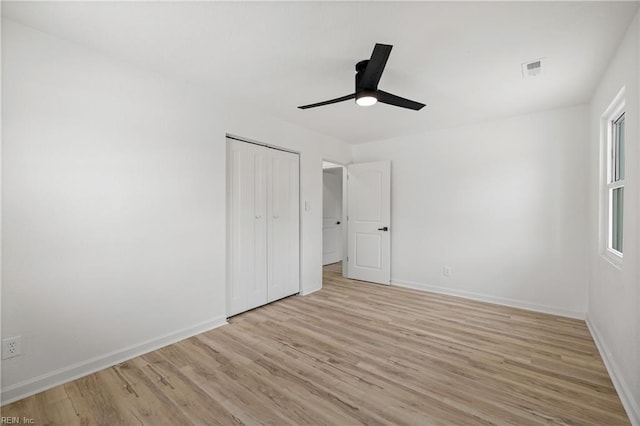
[228,140,268,316]
[227,138,300,317]
[268,149,300,302]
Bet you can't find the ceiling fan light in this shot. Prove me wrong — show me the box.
[356,96,377,107]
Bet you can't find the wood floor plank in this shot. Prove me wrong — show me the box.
[1,263,630,425]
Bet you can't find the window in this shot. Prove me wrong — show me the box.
[609,113,624,253]
[602,89,625,262]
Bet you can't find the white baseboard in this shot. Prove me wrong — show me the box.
[300,286,321,296]
[1,316,227,406]
[586,317,640,425]
[392,278,586,320]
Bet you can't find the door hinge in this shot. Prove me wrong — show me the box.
[347,256,349,262]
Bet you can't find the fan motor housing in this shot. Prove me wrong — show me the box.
[356,60,369,72]
[356,60,374,90]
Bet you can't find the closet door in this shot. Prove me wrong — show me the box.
[228,139,268,316]
[267,149,300,302]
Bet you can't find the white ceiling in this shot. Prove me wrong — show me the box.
[3,1,638,144]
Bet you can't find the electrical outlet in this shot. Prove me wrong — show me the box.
[443,266,452,277]
[2,336,22,359]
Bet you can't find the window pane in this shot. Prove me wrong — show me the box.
[614,114,625,181]
[612,187,624,253]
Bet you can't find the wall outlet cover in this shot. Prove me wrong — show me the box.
[2,336,22,359]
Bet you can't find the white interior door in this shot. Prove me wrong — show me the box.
[228,139,268,316]
[323,168,343,265]
[267,148,300,302]
[347,160,391,285]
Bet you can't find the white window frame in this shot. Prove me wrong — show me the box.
[600,87,625,265]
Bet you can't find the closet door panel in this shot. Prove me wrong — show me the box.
[228,140,268,316]
[267,149,300,302]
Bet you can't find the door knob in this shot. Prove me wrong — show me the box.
[377,226,388,231]
[336,221,341,225]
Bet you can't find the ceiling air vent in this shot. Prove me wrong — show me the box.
[522,58,545,78]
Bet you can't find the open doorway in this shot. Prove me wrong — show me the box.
[322,161,346,275]
[321,159,391,284]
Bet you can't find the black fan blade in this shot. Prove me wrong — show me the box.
[298,93,356,109]
[377,90,425,111]
[359,44,393,90]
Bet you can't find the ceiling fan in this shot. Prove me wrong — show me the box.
[298,43,425,111]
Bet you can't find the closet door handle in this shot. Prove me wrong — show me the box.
[377,226,388,231]
[336,221,341,225]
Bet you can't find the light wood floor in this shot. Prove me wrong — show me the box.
[2,263,629,425]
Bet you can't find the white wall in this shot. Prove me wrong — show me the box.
[352,105,590,319]
[1,19,351,403]
[587,13,640,424]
